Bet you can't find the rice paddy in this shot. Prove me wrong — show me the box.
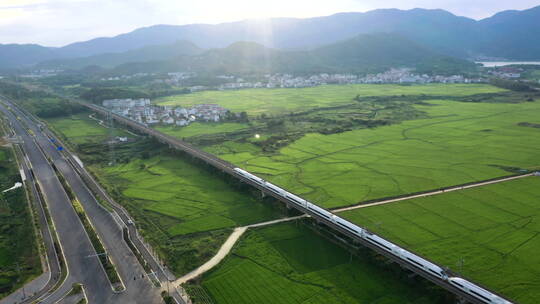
[341,177,540,304]
[155,122,249,139]
[156,84,505,116]
[47,113,131,144]
[199,222,450,304]
[211,98,540,208]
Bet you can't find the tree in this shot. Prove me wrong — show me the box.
[239,111,249,122]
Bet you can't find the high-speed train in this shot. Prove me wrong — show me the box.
[233,167,512,304]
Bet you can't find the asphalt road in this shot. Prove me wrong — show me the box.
[0,101,113,303]
[23,105,185,303]
[16,145,62,303]
[34,125,162,303]
[0,100,163,303]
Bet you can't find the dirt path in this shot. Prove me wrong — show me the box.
[174,227,247,286]
[174,215,307,286]
[247,215,308,228]
[172,172,539,288]
[333,172,536,213]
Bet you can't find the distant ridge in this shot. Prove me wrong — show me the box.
[1,5,539,69]
[37,41,203,69]
[103,33,475,75]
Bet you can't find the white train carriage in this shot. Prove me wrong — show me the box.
[333,216,365,237]
[264,181,287,196]
[363,232,406,256]
[400,250,447,279]
[307,203,332,220]
[233,168,265,185]
[448,278,512,304]
[285,192,307,207]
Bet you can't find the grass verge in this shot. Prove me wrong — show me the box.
[0,145,41,299]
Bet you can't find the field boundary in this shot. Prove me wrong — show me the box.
[333,172,536,213]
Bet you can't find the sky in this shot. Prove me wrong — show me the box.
[1,0,539,47]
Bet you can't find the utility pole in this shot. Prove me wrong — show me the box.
[107,111,116,166]
[16,262,26,299]
[457,257,464,274]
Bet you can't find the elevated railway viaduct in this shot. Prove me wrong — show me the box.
[82,102,504,304]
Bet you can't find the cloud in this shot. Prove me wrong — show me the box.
[0,0,538,46]
[0,0,45,7]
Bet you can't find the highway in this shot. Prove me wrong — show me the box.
[42,121,185,303]
[0,99,164,303]
[16,144,62,302]
[16,103,185,303]
[80,102,513,304]
[0,101,114,303]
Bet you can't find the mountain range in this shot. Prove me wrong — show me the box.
[98,33,474,76]
[1,5,539,70]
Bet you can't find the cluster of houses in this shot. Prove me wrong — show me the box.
[20,69,63,78]
[102,98,229,126]
[215,73,361,90]
[357,68,484,84]
[100,72,156,82]
[487,66,522,79]
[210,70,484,91]
[162,72,196,85]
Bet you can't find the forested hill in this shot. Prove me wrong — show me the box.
[37,41,202,69]
[104,33,475,76]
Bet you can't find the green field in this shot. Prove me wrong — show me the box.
[0,148,41,298]
[47,113,131,144]
[209,98,540,208]
[198,222,449,304]
[341,177,540,304]
[155,122,249,139]
[100,155,279,236]
[156,84,505,116]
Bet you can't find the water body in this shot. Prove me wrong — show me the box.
[477,61,540,67]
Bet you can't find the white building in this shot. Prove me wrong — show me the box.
[176,119,189,126]
[162,117,174,124]
[103,98,151,108]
